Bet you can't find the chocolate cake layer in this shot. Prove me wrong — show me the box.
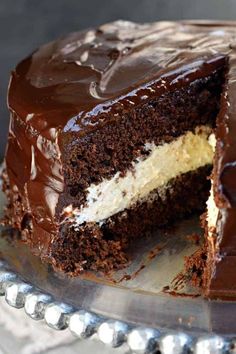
[51,166,211,274]
[61,70,222,208]
[3,20,236,297]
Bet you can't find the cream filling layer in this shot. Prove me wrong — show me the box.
[206,133,219,235]
[207,186,219,236]
[64,126,214,226]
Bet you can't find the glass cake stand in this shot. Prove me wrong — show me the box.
[0,188,235,354]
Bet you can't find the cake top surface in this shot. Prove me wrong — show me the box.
[8,20,236,135]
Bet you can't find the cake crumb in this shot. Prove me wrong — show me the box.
[186,233,201,246]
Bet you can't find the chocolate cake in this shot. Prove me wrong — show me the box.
[2,20,236,298]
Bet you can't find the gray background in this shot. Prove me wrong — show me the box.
[1,0,236,157]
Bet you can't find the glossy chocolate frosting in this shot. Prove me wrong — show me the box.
[5,20,236,296]
[9,20,236,135]
[208,53,236,298]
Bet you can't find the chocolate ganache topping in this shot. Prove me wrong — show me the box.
[5,20,236,293]
[9,20,236,134]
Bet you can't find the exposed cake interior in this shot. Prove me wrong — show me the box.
[64,126,214,227]
[50,68,225,273]
[206,134,219,240]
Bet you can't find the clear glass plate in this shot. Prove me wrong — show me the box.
[0,188,235,337]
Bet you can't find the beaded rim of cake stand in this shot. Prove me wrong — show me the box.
[0,260,234,354]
